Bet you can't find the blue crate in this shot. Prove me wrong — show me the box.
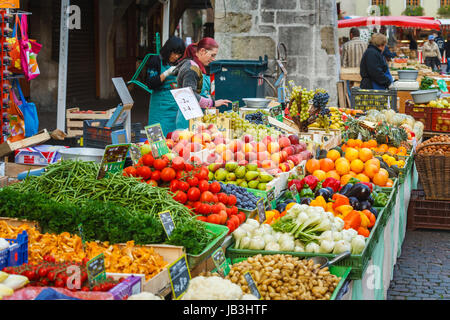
[0,231,28,270]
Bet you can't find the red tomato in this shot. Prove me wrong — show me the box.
[169,180,179,192]
[217,202,227,211]
[211,204,221,215]
[237,212,246,224]
[146,180,158,187]
[226,220,237,233]
[136,166,152,180]
[172,156,185,171]
[142,154,154,167]
[151,170,161,182]
[193,201,203,214]
[218,193,228,204]
[209,181,221,194]
[199,203,210,215]
[212,194,219,203]
[227,195,237,206]
[230,206,238,216]
[225,207,232,217]
[178,181,190,192]
[173,191,187,204]
[176,170,188,181]
[196,167,209,181]
[229,215,240,227]
[187,187,201,201]
[207,214,220,224]
[218,210,228,224]
[196,216,207,222]
[154,158,168,171]
[198,180,210,193]
[123,166,137,177]
[161,167,176,182]
[200,191,214,203]
[187,177,199,187]
[185,163,194,172]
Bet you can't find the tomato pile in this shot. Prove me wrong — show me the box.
[123,154,246,232]
[2,255,123,292]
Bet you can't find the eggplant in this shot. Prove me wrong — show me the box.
[360,200,371,211]
[346,184,372,201]
[339,183,353,196]
[369,207,378,218]
[325,187,335,195]
[367,195,374,206]
[348,197,361,210]
[284,199,296,204]
[300,198,312,205]
[314,188,332,202]
[276,203,287,213]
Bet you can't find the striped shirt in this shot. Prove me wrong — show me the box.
[341,37,368,68]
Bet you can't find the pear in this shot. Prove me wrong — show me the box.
[236,179,244,185]
[225,162,238,172]
[259,172,274,183]
[235,166,247,179]
[208,171,214,181]
[214,168,228,181]
[239,181,248,188]
[258,183,267,191]
[226,172,237,181]
[248,180,260,189]
[246,163,258,172]
[245,171,260,181]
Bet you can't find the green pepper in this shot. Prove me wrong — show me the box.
[373,192,389,207]
[300,186,314,198]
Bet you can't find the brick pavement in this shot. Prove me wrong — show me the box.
[387,229,450,300]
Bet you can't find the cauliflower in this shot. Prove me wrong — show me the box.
[182,276,256,300]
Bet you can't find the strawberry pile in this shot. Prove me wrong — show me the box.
[123,153,246,232]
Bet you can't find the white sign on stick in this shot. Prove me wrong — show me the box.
[171,87,204,120]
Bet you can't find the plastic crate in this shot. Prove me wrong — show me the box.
[350,87,398,112]
[405,104,432,131]
[407,189,450,231]
[83,119,143,149]
[430,111,450,133]
[187,222,229,269]
[210,57,269,112]
[0,231,28,270]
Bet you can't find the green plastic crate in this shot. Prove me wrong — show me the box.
[187,222,229,269]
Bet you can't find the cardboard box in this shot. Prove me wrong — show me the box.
[14,145,69,166]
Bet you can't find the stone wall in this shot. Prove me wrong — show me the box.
[214,0,340,104]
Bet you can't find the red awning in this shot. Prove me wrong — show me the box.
[338,16,441,31]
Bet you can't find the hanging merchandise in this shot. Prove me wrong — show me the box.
[6,89,25,142]
[6,15,21,74]
[14,79,38,137]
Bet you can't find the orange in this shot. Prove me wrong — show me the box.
[285,203,296,211]
[340,174,354,186]
[319,158,335,172]
[335,157,350,166]
[345,147,359,162]
[355,173,370,183]
[379,144,389,152]
[387,147,397,155]
[350,159,364,174]
[306,159,320,174]
[335,160,350,176]
[364,164,379,179]
[365,158,381,170]
[397,146,407,155]
[354,139,363,148]
[385,179,394,187]
[373,170,389,186]
[341,144,348,152]
[358,148,373,162]
[361,142,370,149]
[349,171,357,177]
[313,170,327,181]
[326,149,341,162]
[326,170,341,181]
[347,139,357,148]
[367,139,377,148]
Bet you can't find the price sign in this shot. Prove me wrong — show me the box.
[267,188,275,207]
[244,271,262,300]
[232,101,239,113]
[129,144,142,166]
[290,184,301,202]
[159,210,175,238]
[211,247,230,277]
[145,124,170,158]
[97,144,130,179]
[171,87,204,120]
[86,253,106,287]
[256,197,266,223]
[168,254,191,300]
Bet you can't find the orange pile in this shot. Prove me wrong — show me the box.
[306,146,394,187]
[342,139,407,156]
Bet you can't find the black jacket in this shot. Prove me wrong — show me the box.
[360,44,392,90]
[146,55,164,90]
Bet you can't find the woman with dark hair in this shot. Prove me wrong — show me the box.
[175,37,231,129]
[146,36,186,136]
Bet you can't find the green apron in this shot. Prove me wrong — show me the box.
[175,74,211,130]
[148,62,179,137]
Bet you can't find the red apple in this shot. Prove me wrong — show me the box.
[278,137,291,149]
[256,142,267,153]
[242,135,253,143]
[280,150,288,163]
[235,151,245,162]
[267,142,280,154]
[288,134,300,145]
[262,136,273,146]
[282,146,295,156]
[228,140,243,153]
[206,153,218,164]
[257,151,270,161]
[245,151,258,162]
[287,155,300,166]
[238,160,249,166]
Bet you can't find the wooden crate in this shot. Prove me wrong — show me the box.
[4,162,46,179]
[0,130,51,157]
[0,217,41,231]
[66,108,116,137]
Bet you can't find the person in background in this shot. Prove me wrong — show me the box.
[360,33,393,90]
[445,34,450,74]
[174,38,231,129]
[434,32,445,58]
[341,28,367,68]
[407,33,418,59]
[423,35,442,72]
[146,36,186,136]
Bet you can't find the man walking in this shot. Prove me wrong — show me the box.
[423,35,442,72]
[341,28,368,68]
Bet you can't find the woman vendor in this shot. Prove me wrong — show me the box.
[146,36,186,136]
[175,37,231,129]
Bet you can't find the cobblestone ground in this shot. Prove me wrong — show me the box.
[387,229,450,300]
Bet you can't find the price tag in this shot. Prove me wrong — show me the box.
[145,124,170,158]
[78,223,86,251]
[232,101,239,113]
[168,254,191,300]
[86,253,106,287]
[267,188,275,209]
[159,210,175,238]
[256,197,266,223]
[244,271,262,300]
[290,184,301,202]
[97,144,131,180]
[171,87,204,120]
[211,247,230,277]
[129,144,142,166]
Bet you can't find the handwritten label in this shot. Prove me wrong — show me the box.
[159,211,175,238]
[97,144,130,180]
[256,197,266,223]
[145,124,170,158]
[244,272,262,300]
[211,247,229,277]
[267,188,275,209]
[290,184,301,202]
[129,144,142,166]
[86,254,106,287]
[168,255,191,300]
[171,87,204,120]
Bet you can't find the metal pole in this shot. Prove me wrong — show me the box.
[162,0,170,43]
[57,0,70,132]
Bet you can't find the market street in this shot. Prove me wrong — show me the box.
[387,229,450,300]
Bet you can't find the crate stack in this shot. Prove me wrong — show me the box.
[350,87,398,112]
[66,107,116,137]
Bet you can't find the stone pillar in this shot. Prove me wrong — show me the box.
[214,0,340,104]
